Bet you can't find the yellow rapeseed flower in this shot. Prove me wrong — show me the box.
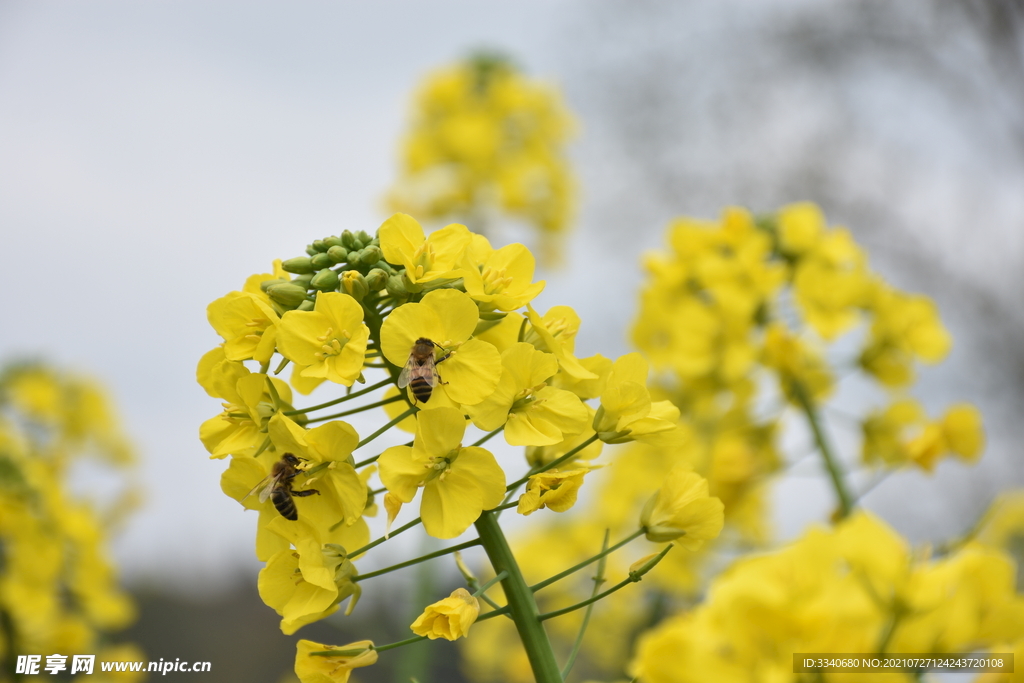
[378,212,470,285]
[467,343,590,446]
[378,407,505,539]
[380,288,501,408]
[640,467,724,548]
[410,587,480,640]
[294,639,377,683]
[277,292,369,386]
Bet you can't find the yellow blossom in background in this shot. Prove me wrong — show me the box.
[387,55,576,264]
[410,587,480,640]
[640,467,724,547]
[629,513,1024,683]
[0,363,143,674]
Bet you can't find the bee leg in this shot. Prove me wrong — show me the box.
[292,488,320,497]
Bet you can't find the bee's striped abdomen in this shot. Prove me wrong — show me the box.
[272,489,298,520]
[410,376,433,403]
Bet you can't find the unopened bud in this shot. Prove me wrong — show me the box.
[312,239,327,253]
[341,270,368,301]
[290,273,313,289]
[267,282,308,308]
[281,257,315,274]
[324,236,343,249]
[356,230,373,245]
[305,245,318,256]
[327,245,348,264]
[260,277,287,293]
[311,252,332,269]
[386,274,408,298]
[297,299,315,311]
[360,246,382,265]
[365,268,387,291]
[341,230,356,249]
[310,268,340,292]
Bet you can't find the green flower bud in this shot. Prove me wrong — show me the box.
[386,274,408,298]
[267,282,308,308]
[312,239,327,253]
[310,268,340,291]
[324,236,343,249]
[310,252,332,269]
[290,273,313,289]
[327,245,348,264]
[347,249,364,265]
[297,299,315,311]
[341,270,368,301]
[305,245,318,256]
[356,230,373,245]
[365,268,387,291]
[281,257,315,274]
[359,246,382,265]
[260,277,287,293]
[341,230,356,249]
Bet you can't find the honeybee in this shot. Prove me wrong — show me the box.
[245,453,320,521]
[397,337,449,403]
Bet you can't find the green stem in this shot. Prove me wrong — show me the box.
[538,545,672,622]
[305,395,405,424]
[471,426,504,448]
[792,382,853,518]
[561,530,609,681]
[531,528,645,592]
[283,377,393,416]
[311,604,516,659]
[347,515,423,558]
[506,434,599,492]
[354,406,418,454]
[473,570,507,597]
[352,539,481,582]
[474,511,562,683]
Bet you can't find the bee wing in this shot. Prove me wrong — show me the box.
[411,356,439,387]
[243,472,279,504]
[397,356,416,388]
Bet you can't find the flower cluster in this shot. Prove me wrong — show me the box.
[631,511,1024,683]
[0,363,144,678]
[387,55,576,264]
[198,213,722,682]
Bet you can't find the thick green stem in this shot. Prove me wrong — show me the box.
[792,382,853,518]
[475,511,562,683]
